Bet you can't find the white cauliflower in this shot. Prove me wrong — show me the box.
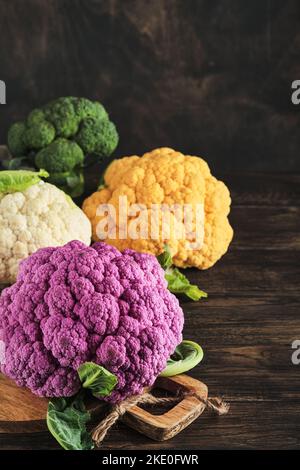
[0,178,91,283]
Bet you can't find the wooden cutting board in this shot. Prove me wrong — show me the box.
[0,373,208,441]
[0,374,49,433]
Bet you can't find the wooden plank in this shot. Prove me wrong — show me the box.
[222,173,300,207]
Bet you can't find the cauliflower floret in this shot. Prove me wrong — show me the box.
[0,241,184,402]
[83,148,233,269]
[0,182,91,283]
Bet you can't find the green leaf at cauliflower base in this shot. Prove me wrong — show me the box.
[78,362,118,398]
[47,393,94,450]
[157,246,207,301]
[165,267,207,301]
[0,169,49,193]
[160,340,204,377]
[157,244,173,270]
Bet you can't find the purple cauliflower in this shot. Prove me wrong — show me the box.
[0,241,183,402]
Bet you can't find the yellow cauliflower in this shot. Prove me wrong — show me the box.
[83,148,233,269]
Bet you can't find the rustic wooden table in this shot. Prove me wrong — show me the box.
[0,171,299,450]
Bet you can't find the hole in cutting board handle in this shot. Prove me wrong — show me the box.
[121,374,209,441]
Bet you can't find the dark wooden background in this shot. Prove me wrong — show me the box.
[0,0,300,171]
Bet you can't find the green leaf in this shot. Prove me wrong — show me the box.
[46,363,117,450]
[157,244,173,270]
[157,246,207,301]
[78,362,118,398]
[47,393,94,450]
[160,340,204,377]
[165,267,207,301]
[0,169,49,194]
[48,169,84,198]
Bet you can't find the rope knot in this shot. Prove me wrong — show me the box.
[92,389,229,447]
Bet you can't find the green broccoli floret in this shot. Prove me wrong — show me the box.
[71,97,108,121]
[27,109,46,126]
[75,118,119,156]
[44,97,79,138]
[35,138,84,173]
[24,121,55,149]
[6,97,119,197]
[7,122,27,156]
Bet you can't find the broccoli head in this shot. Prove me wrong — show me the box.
[35,138,84,173]
[8,122,28,156]
[6,97,119,196]
[75,117,118,156]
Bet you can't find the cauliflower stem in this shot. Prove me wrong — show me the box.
[160,340,204,377]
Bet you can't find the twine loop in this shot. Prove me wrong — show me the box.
[92,390,229,447]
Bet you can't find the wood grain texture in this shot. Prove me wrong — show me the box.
[0,375,48,423]
[122,375,208,441]
[0,0,300,171]
[0,170,299,449]
[0,373,209,442]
